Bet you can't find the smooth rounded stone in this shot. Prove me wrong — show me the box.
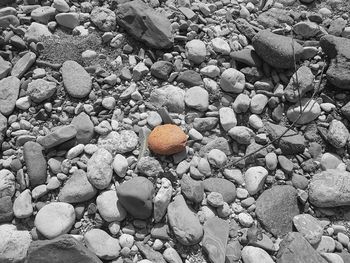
[58,169,97,203]
[242,246,274,263]
[203,178,236,203]
[119,234,134,248]
[249,114,263,130]
[31,6,56,24]
[211,37,230,55]
[244,166,268,195]
[153,178,172,223]
[219,107,237,131]
[238,212,254,227]
[228,126,254,144]
[293,214,323,245]
[200,65,220,78]
[252,30,303,69]
[53,0,70,12]
[163,247,182,263]
[32,185,48,199]
[16,96,30,110]
[71,112,94,144]
[0,76,20,116]
[87,148,113,190]
[62,60,92,98]
[309,169,350,207]
[96,190,127,222]
[286,99,321,125]
[117,176,154,219]
[84,229,121,260]
[91,7,116,31]
[149,85,185,113]
[256,185,299,237]
[150,61,173,80]
[277,232,328,263]
[112,154,128,178]
[66,144,84,159]
[207,149,227,168]
[55,13,79,29]
[46,177,61,190]
[184,86,209,112]
[0,169,15,198]
[0,196,13,222]
[13,189,33,218]
[26,235,102,263]
[185,39,206,64]
[327,120,349,148]
[321,253,344,263]
[202,217,229,263]
[101,97,116,110]
[180,174,204,203]
[35,202,75,239]
[24,22,52,43]
[278,155,293,174]
[320,153,343,170]
[148,124,188,155]
[0,15,19,29]
[220,68,246,93]
[250,94,268,114]
[233,93,250,113]
[206,192,224,207]
[27,79,56,103]
[98,130,138,154]
[147,111,162,128]
[223,169,244,185]
[137,156,164,177]
[38,125,77,149]
[337,232,349,247]
[167,195,203,245]
[316,236,336,253]
[193,117,218,132]
[23,142,47,187]
[0,224,32,263]
[293,21,321,38]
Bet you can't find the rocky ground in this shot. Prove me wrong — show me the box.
[1,0,350,262]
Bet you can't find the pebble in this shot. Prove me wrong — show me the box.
[96,190,126,222]
[220,68,246,93]
[87,148,113,190]
[185,39,207,64]
[244,166,268,195]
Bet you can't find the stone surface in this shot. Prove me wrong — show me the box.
[148,124,188,155]
[255,185,299,237]
[13,189,33,218]
[242,246,274,263]
[286,99,321,124]
[149,85,185,113]
[309,169,350,207]
[180,174,204,203]
[87,148,113,190]
[58,169,97,203]
[34,202,76,239]
[96,190,127,222]
[117,176,154,219]
[252,30,303,68]
[27,234,102,263]
[185,86,209,112]
[0,76,20,116]
[167,195,203,245]
[203,178,236,203]
[327,119,349,148]
[202,217,229,263]
[220,68,246,93]
[153,178,172,223]
[23,141,47,187]
[293,214,323,245]
[62,60,92,98]
[90,7,116,31]
[244,166,268,195]
[185,39,206,64]
[277,232,328,263]
[27,79,57,103]
[97,130,138,154]
[116,0,173,49]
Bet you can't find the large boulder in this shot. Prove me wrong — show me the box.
[252,30,303,69]
[115,0,173,49]
[320,35,350,90]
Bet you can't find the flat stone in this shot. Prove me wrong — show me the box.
[0,76,20,116]
[203,178,236,203]
[27,78,56,103]
[252,30,303,69]
[286,99,321,124]
[293,214,323,245]
[71,112,94,144]
[62,60,92,98]
[202,217,229,263]
[309,169,350,207]
[185,86,209,112]
[167,195,203,245]
[151,61,173,80]
[38,125,77,149]
[117,176,154,219]
[13,189,33,218]
[55,12,80,29]
[31,6,56,24]
[11,51,36,79]
[256,8,294,28]
[27,234,102,263]
[116,0,173,49]
[277,232,328,263]
[256,185,299,237]
[327,119,349,148]
[58,169,97,203]
[23,142,47,187]
[244,166,268,195]
[34,202,75,239]
[87,148,113,190]
[180,174,204,203]
[96,190,127,222]
[177,70,203,87]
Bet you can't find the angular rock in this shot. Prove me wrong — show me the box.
[151,61,173,80]
[257,8,294,28]
[116,0,173,49]
[220,68,246,93]
[87,148,113,190]
[277,232,327,263]
[117,176,154,219]
[255,185,299,237]
[27,234,102,263]
[91,7,116,31]
[58,169,97,203]
[38,125,77,149]
[202,217,229,263]
[11,51,36,79]
[24,22,52,43]
[167,195,203,245]
[185,39,206,64]
[203,178,236,203]
[97,130,138,154]
[27,78,56,103]
[0,76,20,116]
[71,112,94,144]
[177,70,203,87]
[23,142,47,187]
[149,85,185,113]
[0,15,19,29]
[0,56,11,80]
[252,30,303,69]
[34,202,75,239]
[284,66,314,103]
[293,214,323,245]
[62,60,92,98]
[136,242,166,263]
